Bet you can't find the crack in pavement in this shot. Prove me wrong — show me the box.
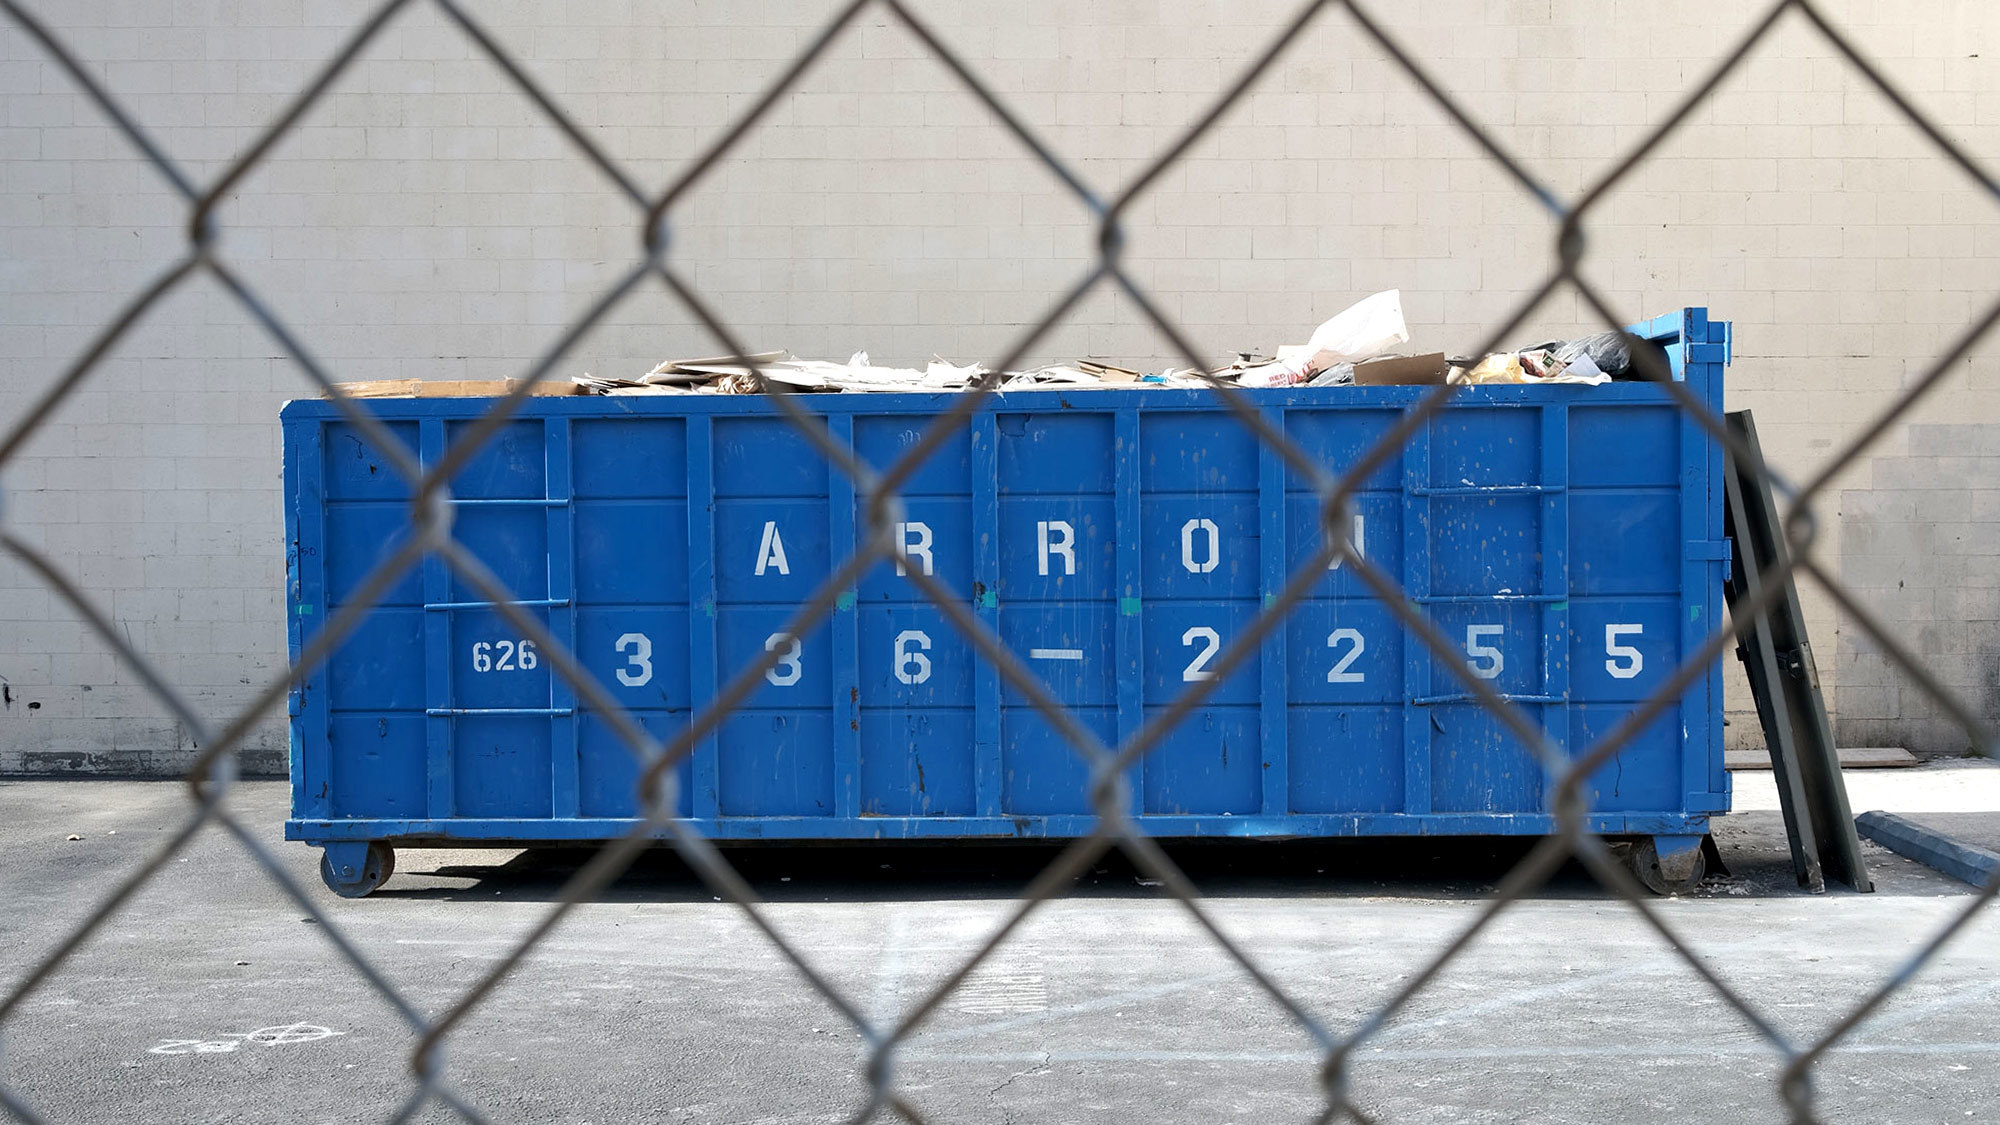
[988,1051,1052,1101]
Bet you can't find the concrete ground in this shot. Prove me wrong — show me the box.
[1,763,1997,1125]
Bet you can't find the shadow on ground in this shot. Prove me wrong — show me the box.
[380,810,1822,904]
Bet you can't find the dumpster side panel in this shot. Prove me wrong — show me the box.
[286,311,1730,846]
[572,414,694,820]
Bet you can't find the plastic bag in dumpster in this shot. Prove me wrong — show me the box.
[1553,330,1677,378]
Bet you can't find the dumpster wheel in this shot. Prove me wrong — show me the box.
[320,843,394,898]
[1624,835,1707,896]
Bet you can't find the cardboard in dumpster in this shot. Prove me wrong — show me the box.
[1352,352,1449,386]
[550,289,1640,396]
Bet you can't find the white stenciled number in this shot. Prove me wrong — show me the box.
[893,629,933,685]
[764,633,802,686]
[1326,628,1365,683]
[1465,624,1504,680]
[615,632,653,687]
[1326,513,1365,571]
[1605,623,1644,679]
[1180,517,1219,574]
[1181,626,1221,682]
[471,639,535,673]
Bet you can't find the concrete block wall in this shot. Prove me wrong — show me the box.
[2,0,1997,773]
[1836,424,2000,756]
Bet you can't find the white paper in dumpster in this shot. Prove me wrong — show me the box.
[1302,289,1409,365]
[1256,289,1410,385]
[1237,360,1308,388]
[1560,351,1607,383]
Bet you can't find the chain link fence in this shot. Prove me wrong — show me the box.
[2,0,1998,1121]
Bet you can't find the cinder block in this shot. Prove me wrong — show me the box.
[77,554,145,590]
[8,620,86,656]
[1942,588,2000,627]
[1835,683,1899,720]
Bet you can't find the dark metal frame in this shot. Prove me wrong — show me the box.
[1723,409,1872,894]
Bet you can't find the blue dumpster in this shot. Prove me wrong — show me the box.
[284,308,1732,895]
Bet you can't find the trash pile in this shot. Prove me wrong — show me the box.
[570,290,1656,395]
[1447,331,1643,387]
[570,351,1212,396]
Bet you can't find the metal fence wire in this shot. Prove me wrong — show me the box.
[2,0,1998,1121]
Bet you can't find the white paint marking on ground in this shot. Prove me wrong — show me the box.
[149,1023,343,1056]
[911,928,1995,1057]
[1848,978,2000,1044]
[918,967,1244,1046]
[238,1022,343,1046]
[1369,931,1784,1045]
[870,911,911,1026]
[917,937,1703,1052]
[951,945,1047,1015]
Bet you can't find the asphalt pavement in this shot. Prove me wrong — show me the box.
[2,763,1997,1124]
